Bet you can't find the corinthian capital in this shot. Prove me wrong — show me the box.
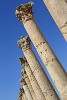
[20,78,27,85]
[15,2,34,23]
[21,69,26,75]
[21,69,28,79]
[17,36,31,51]
[19,56,28,67]
[20,87,24,94]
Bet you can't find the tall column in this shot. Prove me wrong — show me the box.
[20,78,33,100]
[21,70,38,100]
[16,2,67,100]
[43,0,67,41]
[19,57,46,100]
[18,36,59,100]
[19,88,28,100]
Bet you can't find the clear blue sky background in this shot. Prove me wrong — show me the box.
[0,0,67,100]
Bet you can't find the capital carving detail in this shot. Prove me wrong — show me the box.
[21,69,26,75]
[19,88,24,100]
[19,88,24,98]
[15,2,34,23]
[19,56,28,67]
[20,78,27,85]
[20,88,24,94]
[17,36,31,51]
[21,70,28,79]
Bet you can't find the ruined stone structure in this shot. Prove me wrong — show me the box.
[19,57,46,100]
[16,2,67,100]
[21,69,38,100]
[18,36,59,100]
[43,0,67,41]
[20,78,33,100]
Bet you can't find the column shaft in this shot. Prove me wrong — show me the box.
[23,85,33,100]
[16,2,67,99]
[22,71,38,100]
[43,0,67,41]
[24,17,67,100]
[18,36,59,100]
[23,47,59,100]
[21,83,33,100]
[21,60,46,100]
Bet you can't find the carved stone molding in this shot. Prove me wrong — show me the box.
[15,2,34,23]
[17,36,31,51]
[21,69,28,79]
[20,78,27,85]
[19,57,27,65]
[19,89,23,99]
[21,69,26,74]
[19,56,28,66]
[20,88,24,94]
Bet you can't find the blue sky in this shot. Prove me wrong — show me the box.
[0,0,67,100]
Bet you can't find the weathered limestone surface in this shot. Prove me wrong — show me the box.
[43,0,67,41]
[18,36,59,100]
[20,57,46,100]
[16,2,67,99]
[20,79,33,100]
[21,70,38,100]
[61,24,67,41]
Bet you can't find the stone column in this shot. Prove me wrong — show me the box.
[21,70,38,100]
[43,0,67,41]
[20,78,33,100]
[19,88,28,100]
[18,36,59,100]
[16,2,67,100]
[19,58,46,100]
